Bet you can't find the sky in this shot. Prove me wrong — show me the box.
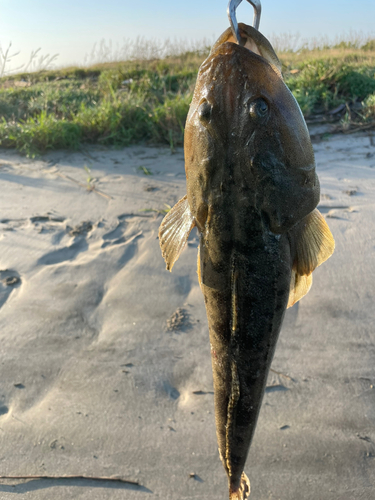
[0,0,375,70]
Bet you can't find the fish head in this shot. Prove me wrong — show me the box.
[184,23,320,234]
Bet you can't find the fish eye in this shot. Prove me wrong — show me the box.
[198,100,212,124]
[249,98,269,119]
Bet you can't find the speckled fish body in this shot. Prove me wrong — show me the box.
[159,23,334,500]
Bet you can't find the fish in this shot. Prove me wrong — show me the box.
[159,22,335,500]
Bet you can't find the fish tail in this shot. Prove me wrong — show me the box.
[229,472,251,500]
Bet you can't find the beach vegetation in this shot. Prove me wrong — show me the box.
[139,204,171,215]
[361,92,375,119]
[137,166,153,175]
[0,33,374,156]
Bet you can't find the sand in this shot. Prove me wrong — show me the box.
[0,130,374,500]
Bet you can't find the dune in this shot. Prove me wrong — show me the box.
[0,131,374,499]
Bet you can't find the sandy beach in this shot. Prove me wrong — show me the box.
[0,130,374,500]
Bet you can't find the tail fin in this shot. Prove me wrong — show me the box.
[229,472,251,500]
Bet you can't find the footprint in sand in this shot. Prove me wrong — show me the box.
[68,221,93,237]
[0,269,21,309]
[343,188,359,196]
[1,213,66,233]
[101,217,144,250]
[31,214,67,243]
[0,405,9,416]
[101,221,127,248]
[37,222,92,266]
[30,214,66,224]
[318,205,356,220]
[166,307,191,332]
[162,381,180,400]
[0,218,27,231]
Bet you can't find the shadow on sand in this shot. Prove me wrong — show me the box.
[0,477,153,494]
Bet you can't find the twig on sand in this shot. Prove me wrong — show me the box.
[341,122,375,134]
[270,368,295,382]
[54,172,112,200]
[330,121,375,135]
[310,120,375,142]
[0,474,139,485]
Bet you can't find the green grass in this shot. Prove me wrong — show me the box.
[282,49,375,115]
[0,38,374,156]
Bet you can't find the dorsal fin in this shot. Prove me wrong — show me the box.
[158,195,195,271]
[287,209,335,308]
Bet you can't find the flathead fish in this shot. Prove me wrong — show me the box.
[159,22,334,500]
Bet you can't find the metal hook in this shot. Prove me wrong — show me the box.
[227,0,262,44]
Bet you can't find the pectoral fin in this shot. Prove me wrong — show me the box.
[287,271,313,309]
[287,209,335,308]
[158,195,195,271]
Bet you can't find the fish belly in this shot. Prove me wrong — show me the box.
[201,236,291,491]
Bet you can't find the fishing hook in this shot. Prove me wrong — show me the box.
[227,0,262,44]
